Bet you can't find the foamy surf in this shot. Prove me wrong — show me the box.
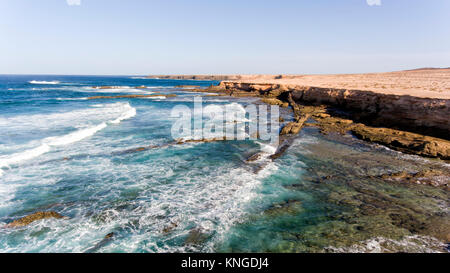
[142,96,167,100]
[56,97,88,101]
[325,235,448,253]
[110,107,137,124]
[256,141,278,155]
[29,80,60,85]
[0,103,136,176]
[84,87,156,94]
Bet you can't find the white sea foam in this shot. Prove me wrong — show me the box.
[0,143,280,252]
[45,123,108,146]
[0,98,279,252]
[0,145,50,176]
[142,96,167,100]
[0,102,136,176]
[29,80,60,85]
[0,102,134,131]
[256,141,277,155]
[84,86,156,94]
[110,107,137,124]
[56,97,88,101]
[325,235,447,253]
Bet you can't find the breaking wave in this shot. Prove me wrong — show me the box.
[0,103,136,176]
[29,81,60,85]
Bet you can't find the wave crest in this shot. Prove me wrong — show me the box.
[0,103,136,176]
[29,80,60,85]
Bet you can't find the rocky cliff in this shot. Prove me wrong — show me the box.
[146,75,244,81]
[218,82,450,141]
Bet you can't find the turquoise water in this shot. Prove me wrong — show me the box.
[0,75,448,253]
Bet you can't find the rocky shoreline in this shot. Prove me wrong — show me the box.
[217,82,450,140]
[2,78,448,253]
[85,81,449,186]
[146,75,250,81]
[182,81,450,162]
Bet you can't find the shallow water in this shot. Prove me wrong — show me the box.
[0,75,448,253]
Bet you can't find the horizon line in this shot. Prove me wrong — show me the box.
[1,67,449,77]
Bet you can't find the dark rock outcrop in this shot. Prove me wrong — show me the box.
[185,228,210,246]
[379,169,450,189]
[85,232,115,253]
[6,211,66,228]
[264,200,303,216]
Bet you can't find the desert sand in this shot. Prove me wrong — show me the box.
[150,68,450,99]
[224,68,450,99]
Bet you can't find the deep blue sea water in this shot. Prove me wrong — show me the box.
[0,75,448,253]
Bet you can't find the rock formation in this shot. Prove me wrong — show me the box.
[6,211,66,228]
[210,81,450,160]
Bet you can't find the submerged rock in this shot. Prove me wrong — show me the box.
[175,137,231,144]
[245,152,265,163]
[85,232,115,253]
[389,213,427,233]
[6,211,66,228]
[264,200,303,216]
[120,145,160,154]
[379,169,450,189]
[324,235,448,253]
[162,222,178,234]
[185,228,210,246]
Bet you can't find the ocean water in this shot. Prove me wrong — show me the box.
[0,75,448,253]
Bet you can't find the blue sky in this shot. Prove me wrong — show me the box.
[0,0,449,75]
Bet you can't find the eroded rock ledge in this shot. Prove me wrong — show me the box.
[218,82,450,140]
[200,81,450,161]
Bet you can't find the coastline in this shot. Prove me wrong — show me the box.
[152,70,450,164]
[147,68,450,99]
[1,75,449,252]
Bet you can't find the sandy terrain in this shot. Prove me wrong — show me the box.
[224,68,450,99]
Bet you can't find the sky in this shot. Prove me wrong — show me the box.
[0,0,449,75]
